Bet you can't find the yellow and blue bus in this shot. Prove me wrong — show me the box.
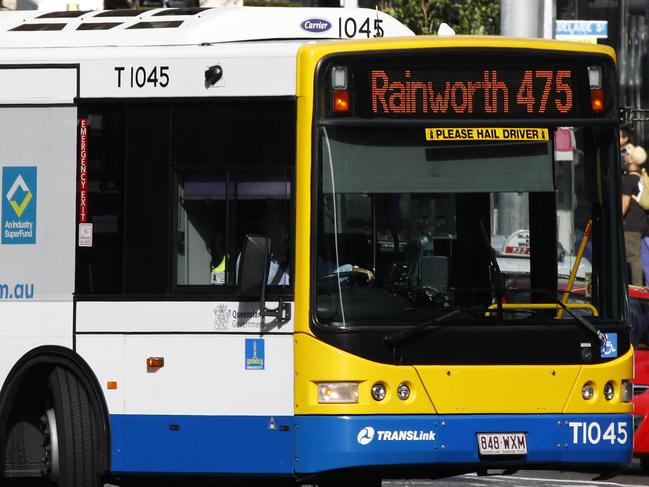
[0,6,632,487]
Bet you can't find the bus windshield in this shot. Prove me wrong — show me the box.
[314,125,623,328]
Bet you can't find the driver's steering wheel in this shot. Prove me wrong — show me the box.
[318,270,371,287]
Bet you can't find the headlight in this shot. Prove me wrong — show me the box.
[317,382,359,403]
[603,382,615,401]
[371,383,387,401]
[397,383,410,400]
[582,382,594,400]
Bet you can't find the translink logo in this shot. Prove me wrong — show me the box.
[357,426,436,445]
[6,174,32,217]
[357,427,375,445]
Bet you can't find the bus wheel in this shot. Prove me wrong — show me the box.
[45,367,102,487]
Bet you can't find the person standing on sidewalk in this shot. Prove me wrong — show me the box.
[622,145,648,286]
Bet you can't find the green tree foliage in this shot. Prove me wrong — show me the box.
[380,0,500,36]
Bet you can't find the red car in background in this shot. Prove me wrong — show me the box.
[630,286,649,469]
[635,349,649,469]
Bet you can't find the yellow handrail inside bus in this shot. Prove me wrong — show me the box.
[558,219,592,318]
[485,302,599,317]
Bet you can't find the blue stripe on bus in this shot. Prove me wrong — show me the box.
[110,414,293,474]
[109,413,632,474]
[294,414,633,473]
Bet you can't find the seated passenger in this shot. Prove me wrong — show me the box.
[236,199,290,286]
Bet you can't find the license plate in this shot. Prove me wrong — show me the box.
[477,432,527,455]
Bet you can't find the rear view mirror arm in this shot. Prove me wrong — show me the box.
[261,297,291,327]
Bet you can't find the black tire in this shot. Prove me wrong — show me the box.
[47,367,102,487]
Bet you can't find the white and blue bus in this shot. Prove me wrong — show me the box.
[0,7,634,487]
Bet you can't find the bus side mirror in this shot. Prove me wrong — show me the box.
[237,234,291,328]
[238,235,270,299]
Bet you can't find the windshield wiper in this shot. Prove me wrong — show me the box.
[384,308,462,347]
[498,287,606,345]
[532,288,608,346]
[384,289,606,348]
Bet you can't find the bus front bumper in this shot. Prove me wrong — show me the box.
[294,414,633,474]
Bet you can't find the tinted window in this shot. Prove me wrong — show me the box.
[75,100,295,297]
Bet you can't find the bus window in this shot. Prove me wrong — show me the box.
[175,169,292,287]
[314,124,618,326]
[76,104,171,296]
[75,110,124,295]
[171,101,295,290]
[123,105,170,295]
[76,100,295,295]
[231,172,292,287]
[176,172,227,286]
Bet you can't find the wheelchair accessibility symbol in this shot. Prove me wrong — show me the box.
[600,333,618,358]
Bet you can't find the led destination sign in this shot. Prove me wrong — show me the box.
[370,68,575,117]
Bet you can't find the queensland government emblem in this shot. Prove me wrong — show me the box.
[213,304,229,329]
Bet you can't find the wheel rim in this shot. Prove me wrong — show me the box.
[41,407,60,481]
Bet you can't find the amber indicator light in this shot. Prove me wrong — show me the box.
[590,89,604,113]
[147,356,165,368]
[333,89,350,113]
